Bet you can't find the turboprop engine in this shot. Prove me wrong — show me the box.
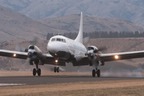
[86,46,105,66]
[26,45,43,65]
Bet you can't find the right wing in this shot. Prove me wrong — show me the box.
[0,49,66,66]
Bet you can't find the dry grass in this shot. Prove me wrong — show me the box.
[1,79,144,96]
[37,86,144,96]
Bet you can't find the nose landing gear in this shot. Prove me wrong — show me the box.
[54,66,59,73]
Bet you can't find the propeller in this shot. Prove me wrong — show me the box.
[27,45,37,58]
[87,46,107,53]
[86,46,106,66]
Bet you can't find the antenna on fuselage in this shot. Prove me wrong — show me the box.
[75,12,83,44]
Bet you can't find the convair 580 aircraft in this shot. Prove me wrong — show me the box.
[1,12,144,77]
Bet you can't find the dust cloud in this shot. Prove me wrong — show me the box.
[102,67,144,77]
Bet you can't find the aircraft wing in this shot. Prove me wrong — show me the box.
[99,50,144,62]
[0,49,66,66]
[0,49,28,59]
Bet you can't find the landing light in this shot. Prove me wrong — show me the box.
[55,59,58,63]
[13,54,17,57]
[114,55,119,60]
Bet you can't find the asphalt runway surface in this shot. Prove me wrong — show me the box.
[0,75,144,86]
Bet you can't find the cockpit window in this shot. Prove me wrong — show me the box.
[57,38,61,41]
[51,38,55,41]
[51,38,66,43]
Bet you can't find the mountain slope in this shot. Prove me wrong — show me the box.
[41,14,144,33]
[0,0,144,25]
[0,5,66,41]
[0,4,144,42]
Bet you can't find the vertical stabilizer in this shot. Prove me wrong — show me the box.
[75,12,83,43]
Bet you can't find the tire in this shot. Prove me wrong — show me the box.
[92,69,96,77]
[54,67,57,73]
[37,68,41,76]
[97,69,100,77]
[33,68,37,76]
[57,67,59,73]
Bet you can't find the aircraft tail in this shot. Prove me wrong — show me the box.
[75,12,83,43]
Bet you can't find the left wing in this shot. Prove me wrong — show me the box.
[99,50,144,62]
[70,50,144,66]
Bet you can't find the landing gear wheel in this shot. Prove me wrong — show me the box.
[56,67,59,73]
[97,69,100,77]
[92,69,101,77]
[33,68,41,76]
[54,67,57,73]
[33,68,37,76]
[37,68,41,76]
[92,69,96,77]
[54,67,59,73]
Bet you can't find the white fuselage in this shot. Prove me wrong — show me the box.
[47,35,87,60]
[47,12,86,61]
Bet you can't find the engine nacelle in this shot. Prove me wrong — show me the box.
[29,58,39,65]
[87,46,99,54]
[27,45,42,58]
[86,46,99,57]
[27,45,44,65]
[29,58,44,65]
[28,45,42,53]
[86,46,105,66]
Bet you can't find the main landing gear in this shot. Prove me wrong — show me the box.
[91,62,101,77]
[92,68,100,77]
[33,63,41,76]
[54,66,59,73]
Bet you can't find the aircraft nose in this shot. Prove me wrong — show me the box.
[48,43,57,53]
[48,42,67,53]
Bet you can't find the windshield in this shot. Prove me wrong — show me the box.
[51,38,66,43]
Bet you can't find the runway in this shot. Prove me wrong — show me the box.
[0,75,144,86]
[1,73,144,96]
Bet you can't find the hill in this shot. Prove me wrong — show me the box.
[0,5,143,42]
[1,0,144,25]
[0,5,63,41]
[41,14,144,34]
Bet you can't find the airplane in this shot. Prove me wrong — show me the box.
[1,12,144,77]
